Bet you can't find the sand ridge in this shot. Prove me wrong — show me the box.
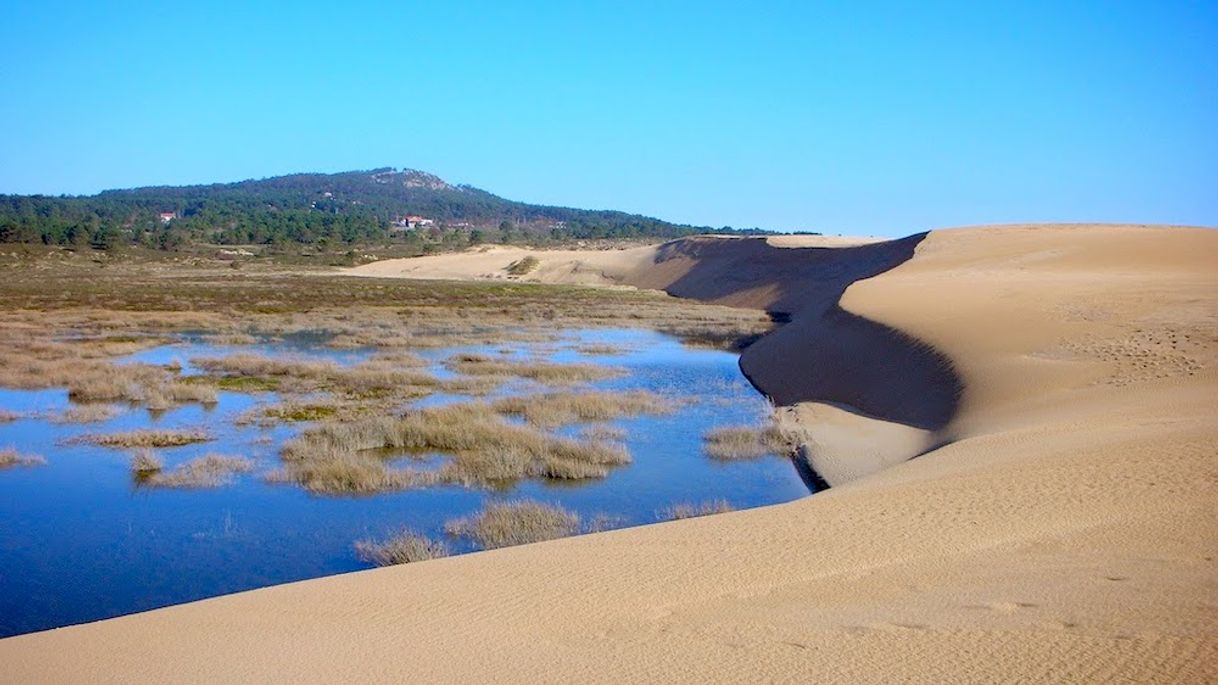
[1,224,1215,683]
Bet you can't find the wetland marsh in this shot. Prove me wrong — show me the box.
[0,259,808,636]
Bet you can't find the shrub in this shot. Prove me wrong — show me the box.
[505,255,540,276]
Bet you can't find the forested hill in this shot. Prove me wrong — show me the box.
[0,168,788,251]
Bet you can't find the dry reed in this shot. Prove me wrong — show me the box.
[492,390,669,427]
[445,500,580,549]
[445,354,623,384]
[702,425,792,460]
[658,499,735,520]
[134,452,254,488]
[354,530,449,566]
[0,447,45,469]
[80,429,212,448]
[49,404,123,424]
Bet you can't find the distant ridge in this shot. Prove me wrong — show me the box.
[0,168,795,250]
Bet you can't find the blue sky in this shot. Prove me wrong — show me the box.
[1,1,1214,236]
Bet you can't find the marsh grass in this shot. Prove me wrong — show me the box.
[49,404,123,424]
[143,382,218,410]
[66,363,170,402]
[276,403,629,494]
[0,262,782,498]
[80,428,212,448]
[192,353,438,400]
[658,499,734,520]
[438,375,503,396]
[445,354,623,384]
[703,425,792,460]
[354,530,449,566]
[213,375,280,392]
[1,354,218,414]
[0,262,774,360]
[491,390,670,428]
[266,452,437,494]
[237,400,345,427]
[199,332,260,345]
[131,449,162,475]
[0,447,46,469]
[445,500,580,549]
[574,343,627,356]
[264,402,339,422]
[191,353,339,380]
[134,452,254,488]
[578,424,628,442]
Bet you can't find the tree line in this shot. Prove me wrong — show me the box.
[0,168,802,251]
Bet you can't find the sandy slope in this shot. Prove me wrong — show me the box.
[2,225,1215,683]
[347,244,659,285]
[345,234,878,285]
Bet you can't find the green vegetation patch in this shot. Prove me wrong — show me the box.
[266,403,338,422]
[213,375,281,392]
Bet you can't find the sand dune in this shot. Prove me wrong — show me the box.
[2,224,1215,683]
[347,243,659,285]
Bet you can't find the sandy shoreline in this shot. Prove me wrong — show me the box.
[1,224,1215,682]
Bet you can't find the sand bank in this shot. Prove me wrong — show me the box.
[2,224,1215,683]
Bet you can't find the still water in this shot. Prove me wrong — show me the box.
[0,328,809,637]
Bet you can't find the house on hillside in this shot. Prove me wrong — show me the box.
[158,212,176,224]
[391,215,436,230]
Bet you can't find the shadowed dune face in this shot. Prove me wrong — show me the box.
[632,234,963,432]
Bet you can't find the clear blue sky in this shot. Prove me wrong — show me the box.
[1,1,1214,235]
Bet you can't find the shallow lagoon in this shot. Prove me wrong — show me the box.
[0,328,810,637]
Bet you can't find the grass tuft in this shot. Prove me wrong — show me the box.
[0,447,46,469]
[445,355,623,385]
[354,529,449,566]
[135,453,254,488]
[276,402,629,494]
[658,499,734,520]
[80,429,212,448]
[267,451,437,495]
[574,343,627,356]
[130,449,163,476]
[702,425,792,460]
[492,390,669,427]
[445,500,580,549]
[49,404,122,424]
